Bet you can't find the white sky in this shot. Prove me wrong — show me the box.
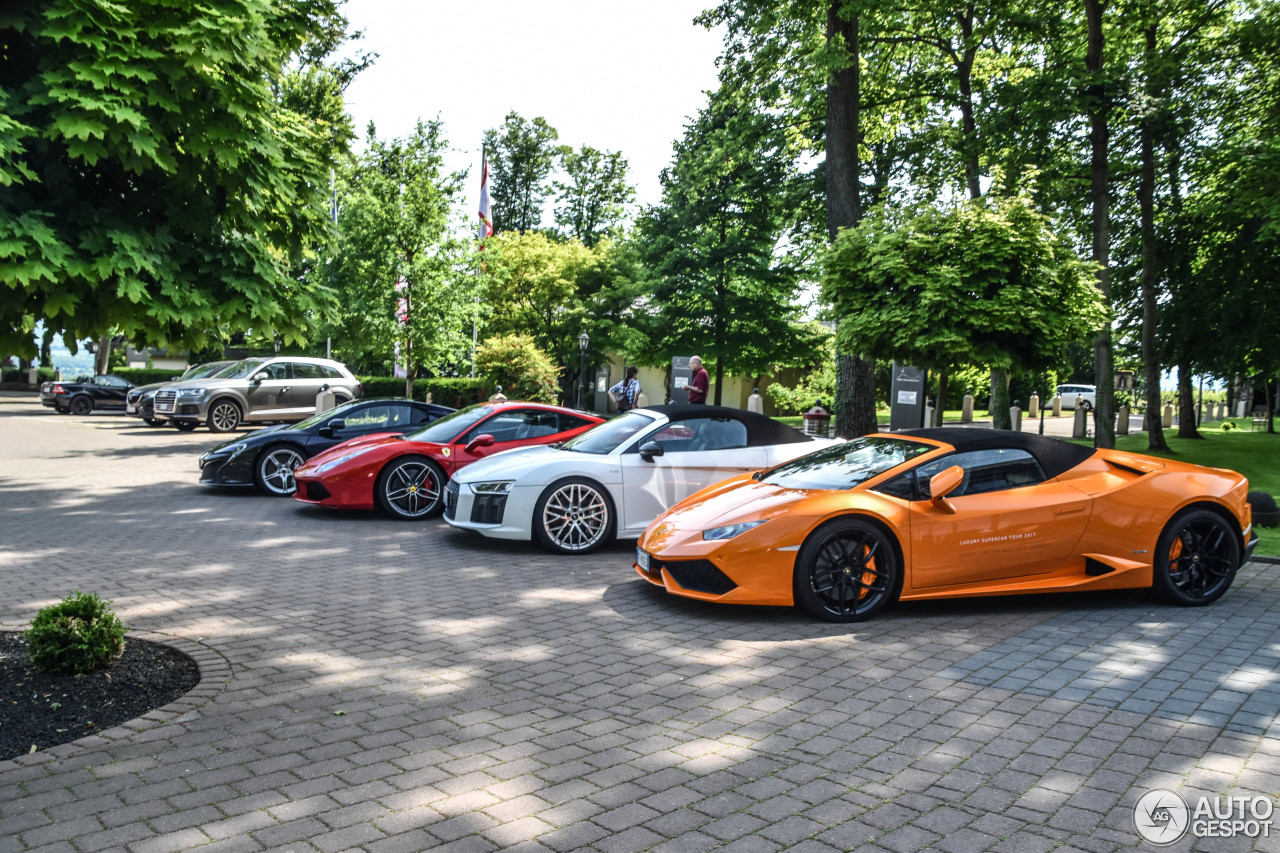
[339,0,727,216]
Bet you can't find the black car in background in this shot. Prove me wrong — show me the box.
[199,398,455,496]
[41,374,135,415]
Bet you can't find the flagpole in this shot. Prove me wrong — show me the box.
[473,143,491,378]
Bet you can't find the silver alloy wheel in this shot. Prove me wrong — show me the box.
[256,447,305,496]
[208,401,241,432]
[381,460,440,518]
[540,482,609,553]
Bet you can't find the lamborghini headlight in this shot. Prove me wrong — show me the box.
[703,520,767,541]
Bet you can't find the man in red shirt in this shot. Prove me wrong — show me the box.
[688,355,709,404]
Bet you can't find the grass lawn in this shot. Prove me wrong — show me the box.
[1097,420,1280,559]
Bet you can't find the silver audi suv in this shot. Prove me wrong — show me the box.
[154,356,362,432]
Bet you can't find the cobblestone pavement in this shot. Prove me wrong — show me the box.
[2,396,1277,853]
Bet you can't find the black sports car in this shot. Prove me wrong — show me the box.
[41,374,135,414]
[199,398,455,496]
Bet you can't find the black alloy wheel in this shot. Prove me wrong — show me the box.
[69,396,93,416]
[1152,509,1240,605]
[794,517,901,622]
[207,400,242,433]
[254,445,307,497]
[375,456,445,519]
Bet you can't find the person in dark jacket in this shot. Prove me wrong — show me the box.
[688,356,709,404]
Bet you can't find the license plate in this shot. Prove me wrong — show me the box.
[126,404,137,414]
[635,547,650,571]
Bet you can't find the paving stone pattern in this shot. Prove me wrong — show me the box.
[1,398,1278,852]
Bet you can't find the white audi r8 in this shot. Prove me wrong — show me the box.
[444,405,835,554]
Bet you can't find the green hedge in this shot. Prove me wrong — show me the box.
[358,376,492,408]
[1,366,59,383]
[113,367,187,385]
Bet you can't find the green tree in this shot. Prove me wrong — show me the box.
[636,94,816,404]
[475,334,561,403]
[553,146,635,247]
[327,121,476,394]
[0,0,361,357]
[822,194,1107,407]
[482,112,559,234]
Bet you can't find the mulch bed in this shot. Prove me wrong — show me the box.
[0,631,200,761]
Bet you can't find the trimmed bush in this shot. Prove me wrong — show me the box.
[25,592,126,674]
[114,367,186,386]
[357,376,491,408]
[2,366,58,383]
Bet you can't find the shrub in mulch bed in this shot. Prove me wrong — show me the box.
[0,632,199,761]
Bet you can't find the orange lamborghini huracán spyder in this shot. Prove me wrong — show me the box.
[634,428,1258,622]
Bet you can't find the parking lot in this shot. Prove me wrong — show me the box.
[1,394,1278,852]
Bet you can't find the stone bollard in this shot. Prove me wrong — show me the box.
[923,401,934,429]
[489,384,507,403]
[315,385,336,414]
[1217,400,1226,420]
[1237,400,1247,418]
[1009,402,1022,432]
[1029,393,1040,419]
[1163,404,1173,428]
[1073,406,1088,439]
[747,387,763,415]
[28,366,38,386]
[961,394,974,423]
[1052,395,1062,417]
[1117,403,1129,435]
[636,392,648,409]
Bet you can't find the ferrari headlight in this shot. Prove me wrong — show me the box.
[703,520,767,541]
[472,481,513,494]
[314,446,375,474]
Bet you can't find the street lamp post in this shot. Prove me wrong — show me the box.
[578,332,590,410]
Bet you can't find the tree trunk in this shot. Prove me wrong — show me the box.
[39,327,54,368]
[826,2,877,437]
[714,359,724,407]
[1086,0,1115,449]
[94,334,111,376]
[991,370,1011,429]
[1176,363,1200,439]
[1140,24,1169,453]
[934,368,949,427]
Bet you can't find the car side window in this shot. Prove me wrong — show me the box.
[291,363,325,380]
[320,365,344,380]
[880,448,1047,500]
[646,418,748,452]
[341,404,394,431]
[558,413,596,431]
[259,362,290,380]
[462,411,527,444]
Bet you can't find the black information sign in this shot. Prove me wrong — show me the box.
[889,363,926,431]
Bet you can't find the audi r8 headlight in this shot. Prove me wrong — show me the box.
[472,481,513,494]
[313,446,376,474]
[703,520,768,541]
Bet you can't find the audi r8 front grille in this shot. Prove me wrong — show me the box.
[444,481,459,520]
[470,494,507,525]
[658,559,738,595]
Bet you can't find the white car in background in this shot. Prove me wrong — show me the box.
[1056,383,1097,411]
[445,405,835,555]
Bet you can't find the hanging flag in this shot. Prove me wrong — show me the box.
[478,150,493,240]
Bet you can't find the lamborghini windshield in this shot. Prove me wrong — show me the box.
[760,437,932,490]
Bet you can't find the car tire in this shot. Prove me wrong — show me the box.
[793,517,901,622]
[1081,401,1094,412]
[1151,508,1240,606]
[141,401,162,426]
[374,456,445,519]
[207,399,242,433]
[69,396,93,416]
[533,477,615,555]
[173,420,198,432]
[254,445,307,497]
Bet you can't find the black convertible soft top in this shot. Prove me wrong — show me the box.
[641,404,815,446]
[894,427,1098,479]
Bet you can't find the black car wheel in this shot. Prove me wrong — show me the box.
[1152,509,1240,606]
[254,445,306,497]
[533,478,614,555]
[794,517,901,622]
[375,456,444,519]
[173,420,198,432]
[141,401,162,426]
[69,396,93,416]
[207,400,242,433]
